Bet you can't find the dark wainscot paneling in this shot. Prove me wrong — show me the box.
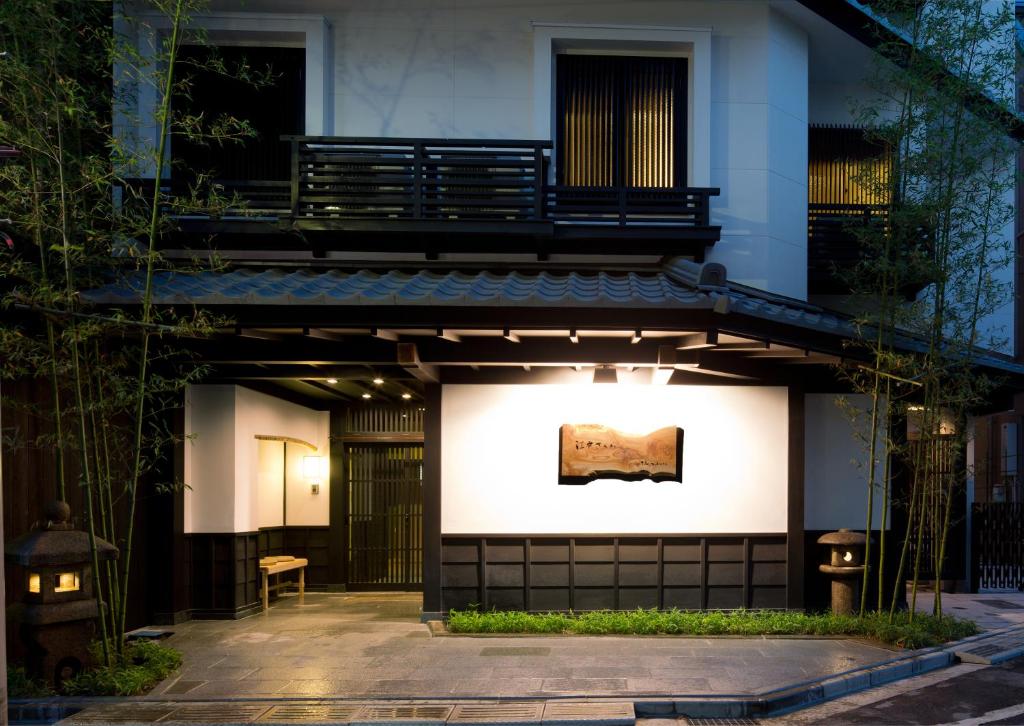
[187,533,261,619]
[258,526,331,588]
[441,535,788,613]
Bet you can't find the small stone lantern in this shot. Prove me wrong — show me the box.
[5,501,118,686]
[818,529,869,616]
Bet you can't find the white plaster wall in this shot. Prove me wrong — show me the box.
[441,384,789,534]
[184,385,329,533]
[201,0,813,300]
[256,440,285,529]
[804,393,888,531]
[234,386,330,531]
[184,385,237,533]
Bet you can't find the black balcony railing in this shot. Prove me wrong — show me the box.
[124,136,720,257]
[807,202,933,296]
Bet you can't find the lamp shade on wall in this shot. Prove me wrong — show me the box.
[303,455,325,495]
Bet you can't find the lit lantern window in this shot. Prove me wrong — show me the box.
[54,572,80,593]
[28,574,41,593]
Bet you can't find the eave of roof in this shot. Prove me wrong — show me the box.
[82,258,1024,377]
[795,0,1024,142]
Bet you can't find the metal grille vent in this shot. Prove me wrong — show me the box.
[352,705,454,723]
[541,703,634,724]
[163,703,271,723]
[62,704,179,724]
[257,704,366,723]
[449,703,545,723]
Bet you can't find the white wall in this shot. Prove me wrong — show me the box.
[184,385,330,533]
[441,384,789,534]
[184,385,237,533]
[804,393,888,531]
[256,439,285,529]
[198,0,815,300]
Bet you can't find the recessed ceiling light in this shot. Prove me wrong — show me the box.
[326,378,338,384]
[372,377,384,385]
[361,392,371,399]
[401,393,412,400]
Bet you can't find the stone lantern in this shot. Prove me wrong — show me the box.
[5,501,118,686]
[817,528,869,616]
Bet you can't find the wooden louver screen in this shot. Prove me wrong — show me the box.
[808,125,891,206]
[557,54,687,188]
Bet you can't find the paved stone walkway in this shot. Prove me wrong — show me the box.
[145,593,897,700]
[913,591,1024,631]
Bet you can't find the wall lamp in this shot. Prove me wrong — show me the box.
[303,455,324,495]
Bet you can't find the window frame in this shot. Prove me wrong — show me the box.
[531,23,711,188]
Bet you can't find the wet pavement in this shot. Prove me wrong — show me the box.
[913,591,1024,632]
[145,592,898,700]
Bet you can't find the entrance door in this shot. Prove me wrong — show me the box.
[345,444,423,589]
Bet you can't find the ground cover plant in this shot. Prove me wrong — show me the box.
[61,640,182,697]
[447,608,977,649]
[7,641,182,698]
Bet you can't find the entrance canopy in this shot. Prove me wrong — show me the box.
[85,257,1024,407]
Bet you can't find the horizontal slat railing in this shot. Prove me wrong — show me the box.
[289,136,552,224]
[122,137,722,240]
[807,203,888,286]
[546,186,718,227]
[120,178,291,218]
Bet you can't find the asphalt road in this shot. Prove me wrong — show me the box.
[771,656,1024,725]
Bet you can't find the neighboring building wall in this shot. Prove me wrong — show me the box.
[440,384,789,535]
[804,393,887,532]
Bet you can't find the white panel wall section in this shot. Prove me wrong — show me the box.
[184,385,237,533]
[441,384,789,535]
[256,440,285,529]
[184,385,329,533]
[804,393,888,531]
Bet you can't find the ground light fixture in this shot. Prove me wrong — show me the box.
[372,377,384,385]
[362,392,372,399]
[326,378,338,384]
[303,455,324,495]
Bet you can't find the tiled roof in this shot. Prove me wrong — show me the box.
[82,260,1024,375]
[87,267,707,308]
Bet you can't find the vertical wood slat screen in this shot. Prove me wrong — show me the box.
[347,444,423,586]
[808,125,891,206]
[557,55,686,188]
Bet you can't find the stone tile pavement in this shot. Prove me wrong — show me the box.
[144,593,898,700]
[912,591,1024,631]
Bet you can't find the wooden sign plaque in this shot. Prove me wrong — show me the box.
[558,424,684,485]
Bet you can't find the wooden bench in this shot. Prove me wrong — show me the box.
[259,556,308,613]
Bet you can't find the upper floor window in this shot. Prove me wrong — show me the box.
[555,54,687,188]
[173,45,305,182]
[808,125,890,207]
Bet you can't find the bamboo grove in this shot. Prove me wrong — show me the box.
[0,0,263,664]
[839,0,1018,619]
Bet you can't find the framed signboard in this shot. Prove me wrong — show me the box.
[558,424,684,485]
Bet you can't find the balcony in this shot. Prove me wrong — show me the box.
[129,137,721,259]
[808,202,932,297]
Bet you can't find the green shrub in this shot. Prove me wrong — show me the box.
[446,608,977,649]
[61,640,183,697]
[7,666,55,699]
